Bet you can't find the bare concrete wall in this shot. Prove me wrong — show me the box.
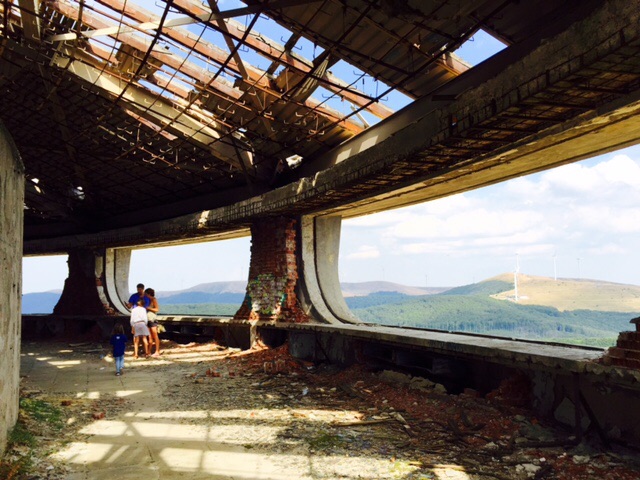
[0,120,24,453]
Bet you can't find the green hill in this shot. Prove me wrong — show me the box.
[439,279,513,297]
[489,273,640,312]
[350,293,632,347]
[161,303,238,316]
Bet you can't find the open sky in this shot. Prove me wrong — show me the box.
[21,30,640,293]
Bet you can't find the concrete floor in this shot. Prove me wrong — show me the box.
[19,342,424,480]
[19,345,306,480]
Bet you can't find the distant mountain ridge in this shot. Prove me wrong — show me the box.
[22,280,444,313]
[21,275,640,314]
[21,290,62,314]
[340,281,447,297]
[157,281,247,297]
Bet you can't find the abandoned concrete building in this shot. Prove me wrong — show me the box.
[2,0,640,467]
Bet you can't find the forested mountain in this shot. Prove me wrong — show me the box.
[348,294,631,346]
[22,274,640,348]
[343,274,639,347]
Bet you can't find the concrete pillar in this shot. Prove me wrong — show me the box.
[234,216,310,322]
[297,215,361,324]
[53,248,117,315]
[0,120,23,454]
[104,247,132,314]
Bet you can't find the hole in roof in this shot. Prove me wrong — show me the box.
[252,11,294,48]
[293,36,325,60]
[271,64,286,77]
[453,28,507,67]
[325,60,410,122]
[312,86,351,116]
[138,78,165,96]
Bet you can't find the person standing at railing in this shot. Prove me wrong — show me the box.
[145,288,162,357]
[126,283,150,309]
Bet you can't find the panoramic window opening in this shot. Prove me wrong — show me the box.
[129,236,251,317]
[22,255,69,314]
[453,28,507,67]
[339,145,640,348]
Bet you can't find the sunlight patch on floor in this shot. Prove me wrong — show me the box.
[78,419,282,444]
[46,359,83,367]
[113,389,144,398]
[157,447,306,479]
[433,464,471,479]
[124,410,208,419]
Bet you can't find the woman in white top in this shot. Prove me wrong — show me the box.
[130,298,150,358]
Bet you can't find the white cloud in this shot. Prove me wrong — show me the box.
[344,245,380,260]
[543,163,600,193]
[347,209,413,228]
[573,206,640,233]
[586,243,627,256]
[385,208,545,241]
[341,147,640,286]
[594,155,640,187]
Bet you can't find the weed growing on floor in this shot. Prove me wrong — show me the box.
[0,396,64,479]
[307,431,345,451]
[19,398,64,431]
[0,424,34,479]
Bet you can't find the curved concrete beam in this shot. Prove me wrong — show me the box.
[297,216,341,324]
[314,216,361,325]
[103,248,131,315]
[297,215,361,324]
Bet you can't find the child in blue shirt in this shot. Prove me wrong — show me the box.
[110,324,127,376]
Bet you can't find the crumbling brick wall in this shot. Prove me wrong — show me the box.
[602,318,640,368]
[235,217,309,322]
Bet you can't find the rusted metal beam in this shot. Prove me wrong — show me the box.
[174,0,393,119]
[48,0,322,42]
[51,0,248,102]
[51,46,256,175]
[17,0,41,42]
[91,0,363,135]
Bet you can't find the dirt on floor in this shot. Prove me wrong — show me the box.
[4,339,640,479]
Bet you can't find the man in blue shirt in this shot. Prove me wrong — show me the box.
[126,283,150,309]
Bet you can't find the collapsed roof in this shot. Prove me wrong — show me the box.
[0,0,605,239]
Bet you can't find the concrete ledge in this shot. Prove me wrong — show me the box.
[24,314,637,387]
[21,314,640,443]
[277,322,605,373]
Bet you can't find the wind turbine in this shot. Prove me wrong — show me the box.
[577,257,581,279]
[553,252,557,282]
[514,253,520,302]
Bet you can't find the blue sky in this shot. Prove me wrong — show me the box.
[21,30,640,293]
[339,147,640,287]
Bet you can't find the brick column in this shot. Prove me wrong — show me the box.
[53,249,117,315]
[235,217,309,322]
[602,317,640,368]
